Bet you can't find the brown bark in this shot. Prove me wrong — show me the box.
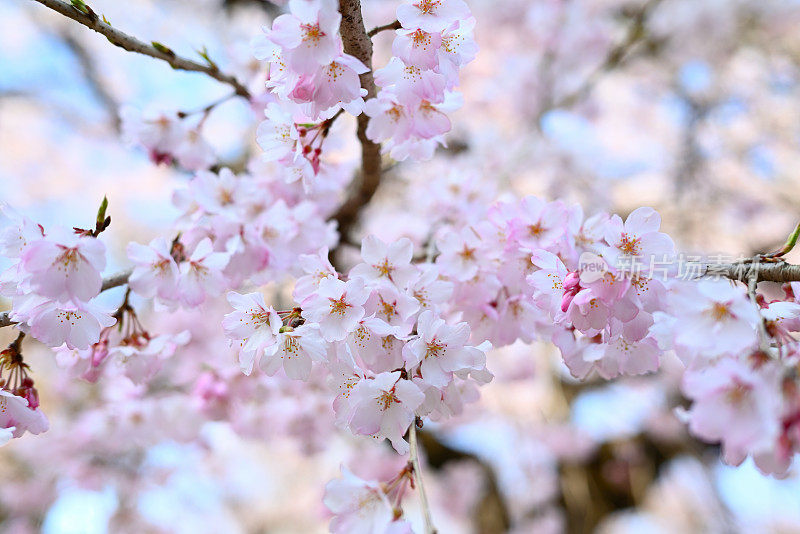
[332,0,383,242]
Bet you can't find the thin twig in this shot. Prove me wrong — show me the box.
[59,30,121,131]
[409,421,437,534]
[543,0,662,113]
[367,19,401,37]
[29,0,251,98]
[0,269,132,329]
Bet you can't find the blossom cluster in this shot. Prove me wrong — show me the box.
[367,0,477,160]
[128,166,336,310]
[224,236,492,453]
[121,107,216,171]
[417,193,800,477]
[0,205,113,351]
[253,0,368,189]
[7,0,800,531]
[223,236,492,529]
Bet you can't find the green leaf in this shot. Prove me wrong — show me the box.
[151,41,175,56]
[70,0,89,14]
[196,46,218,70]
[96,196,108,228]
[775,222,800,257]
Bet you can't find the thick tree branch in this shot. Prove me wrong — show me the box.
[417,429,510,533]
[333,0,382,241]
[0,269,132,329]
[29,0,251,98]
[702,261,800,284]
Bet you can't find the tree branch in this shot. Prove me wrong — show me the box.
[368,20,401,37]
[0,269,132,329]
[543,0,662,114]
[417,429,510,532]
[333,0,383,241]
[701,261,800,284]
[59,29,121,131]
[29,0,251,99]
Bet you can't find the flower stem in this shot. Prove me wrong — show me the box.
[409,420,436,534]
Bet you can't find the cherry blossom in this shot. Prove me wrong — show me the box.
[177,238,230,306]
[350,235,417,288]
[14,296,116,350]
[127,237,180,303]
[682,357,783,466]
[663,280,760,362]
[323,467,397,534]
[347,371,425,454]
[21,228,105,302]
[266,0,342,75]
[403,310,490,388]
[260,323,327,380]
[302,277,370,342]
[223,291,282,374]
[0,390,48,439]
[397,0,471,33]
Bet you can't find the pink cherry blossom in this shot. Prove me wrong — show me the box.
[508,196,568,250]
[344,317,405,373]
[301,54,369,118]
[407,264,453,312]
[682,357,783,465]
[396,0,471,33]
[392,28,443,70]
[0,390,48,438]
[364,92,414,144]
[374,57,447,105]
[403,310,489,388]
[601,206,675,268]
[364,283,420,335]
[527,249,570,319]
[267,0,342,75]
[260,323,326,380]
[302,277,370,341]
[127,237,180,302]
[172,128,216,171]
[110,330,191,384]
[22,228,106,302]
[256,103,301,163]
[177,238,230,306]
[293,247,338,303]
[437,17,478,83]
[410,100,452,139]
[435,226,483,281]
[120,107,184,161]
[350,235,417,288]
[323,467,395,534]
[347,371,425,454]
[0,203,44,258]
[15,296,116,350]
[668,280,760,361]
[223,291,282,375]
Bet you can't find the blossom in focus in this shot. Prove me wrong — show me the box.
[21,228,106,302]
